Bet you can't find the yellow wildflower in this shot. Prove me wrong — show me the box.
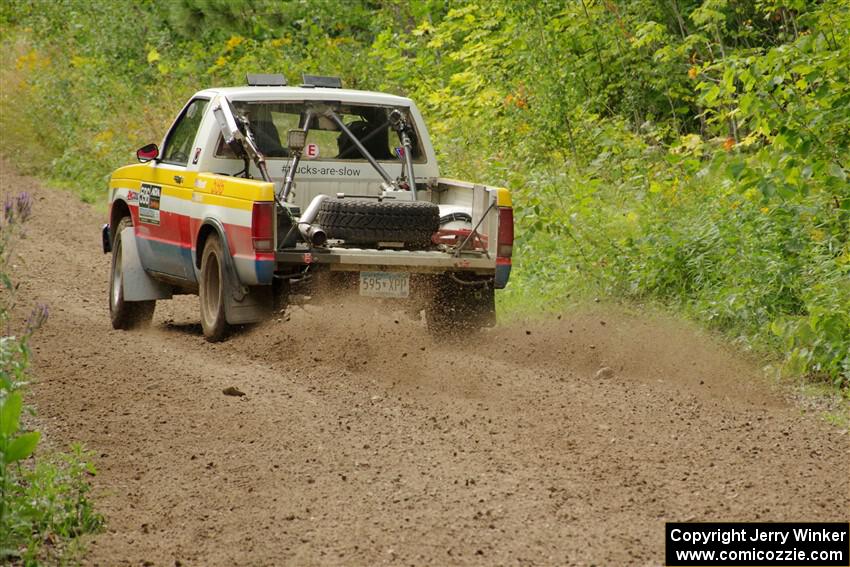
[225,35,244,51]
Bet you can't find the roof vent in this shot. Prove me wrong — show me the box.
[246,73,287,87]
[301,74,342,88]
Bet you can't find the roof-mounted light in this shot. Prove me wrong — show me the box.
[301,74,342,89]
[246,73,287,86]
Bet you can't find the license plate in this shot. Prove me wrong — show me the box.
[359,271,409,298]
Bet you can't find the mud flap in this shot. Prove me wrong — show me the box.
[120,228,173,301]
[224,284,273,325]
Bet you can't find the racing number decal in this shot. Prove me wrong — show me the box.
[139,183,162,225]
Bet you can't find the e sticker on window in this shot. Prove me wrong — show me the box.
[139,183,162,225]
[305,143,319,160]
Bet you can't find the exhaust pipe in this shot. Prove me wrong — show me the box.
[298,194,329,246]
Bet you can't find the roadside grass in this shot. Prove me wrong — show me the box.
[1,193,104,565]
[1,442,103,564]
[785,377,850,431]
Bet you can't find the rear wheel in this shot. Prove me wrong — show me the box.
[109,216,155,329]
[426,274,496,337]
[199,234,230,342]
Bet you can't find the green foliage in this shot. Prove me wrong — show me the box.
[0,392,40,464]
[1,442,103,565]
[0,193,103,564]
[0,0,848,385]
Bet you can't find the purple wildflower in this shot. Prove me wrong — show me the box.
[2,192,33,226]
[3,194,12,224]
[24,303,49,334]
[15,192,32,222]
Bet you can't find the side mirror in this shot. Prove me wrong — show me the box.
[287,129,307,153]
[136,143,159,163]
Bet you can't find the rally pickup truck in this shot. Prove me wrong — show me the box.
[103,73,513,341]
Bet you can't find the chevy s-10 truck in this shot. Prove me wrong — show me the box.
[104,73,513,341]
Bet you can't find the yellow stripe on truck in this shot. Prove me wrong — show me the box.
[194,173,275,207]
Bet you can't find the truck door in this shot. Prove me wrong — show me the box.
[135,97,209,281]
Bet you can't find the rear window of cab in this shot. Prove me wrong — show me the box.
[214,101,425,163]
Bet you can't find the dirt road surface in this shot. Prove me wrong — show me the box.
[3,162,848,566]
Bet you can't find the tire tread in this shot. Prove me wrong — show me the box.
[316,199,439,247]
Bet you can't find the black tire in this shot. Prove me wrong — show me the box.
[199,233,230,342]
[109,216,155,329]
[426,274,496,337]
[316,198,439,247]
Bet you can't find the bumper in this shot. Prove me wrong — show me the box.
[276,246,497,275]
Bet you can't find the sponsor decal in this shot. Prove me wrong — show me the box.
[194,179,207,189]
[192,147,202,164]
[126,190,139,202]
[304,143,320,160]
[139,183,162,225]
[211,179,226,195]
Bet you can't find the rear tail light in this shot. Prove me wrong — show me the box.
[252,202,274,252]
[497,207,513,260]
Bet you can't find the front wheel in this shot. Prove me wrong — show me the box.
[109,216,155,329]
[199,233,230,342]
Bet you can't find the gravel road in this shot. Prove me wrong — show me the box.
[3,162,847,566]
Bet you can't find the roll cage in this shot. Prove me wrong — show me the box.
[211,95,421,201]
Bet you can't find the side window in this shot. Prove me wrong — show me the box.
[161,98,209,165]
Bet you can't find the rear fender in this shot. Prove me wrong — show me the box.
[195,219,271,325]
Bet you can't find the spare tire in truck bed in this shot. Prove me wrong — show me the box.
[316,198,440,247]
